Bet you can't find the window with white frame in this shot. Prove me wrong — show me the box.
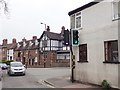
[70,14,75,29]
[76,12,81,28]
[104,40,119,63]
[112,0,120,20]
[35,49,37,54]
[70,12,82,29]
[29,41,33,46]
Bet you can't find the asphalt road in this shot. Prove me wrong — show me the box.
[2,67,70,88]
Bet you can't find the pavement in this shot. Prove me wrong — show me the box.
[38,76,101,88]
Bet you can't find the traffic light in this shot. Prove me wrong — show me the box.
[63,29,69,46]
[72,30,79,45]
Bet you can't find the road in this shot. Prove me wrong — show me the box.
[2,67,70,88]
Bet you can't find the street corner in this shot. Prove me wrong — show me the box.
[41,77,73,88]
[37,79,56,88]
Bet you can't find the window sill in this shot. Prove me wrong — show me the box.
[112,17,120,21]
[103,61,120,64]
[77,61,88,63]
[78,27,83,30]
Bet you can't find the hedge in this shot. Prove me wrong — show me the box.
[0,60,14,65]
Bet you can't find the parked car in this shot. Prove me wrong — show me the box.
[7,62,26,76]
[0,63,8,70]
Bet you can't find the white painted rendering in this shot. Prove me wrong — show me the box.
[7,49,14,60]
[70,0,120,89]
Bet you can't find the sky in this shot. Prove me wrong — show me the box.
[0,0,93,44]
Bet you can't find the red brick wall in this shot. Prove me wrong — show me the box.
[0,49,2,60]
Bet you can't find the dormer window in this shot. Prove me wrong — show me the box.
[35,40,38,45]
[29,41,33,46]
[23,41,26,47]
[17,43,21,47]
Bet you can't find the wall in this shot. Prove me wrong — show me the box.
[0,48,2,60]
[7,49,14,60]
[72,1,119,88]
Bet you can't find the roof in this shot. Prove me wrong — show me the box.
[15,39,39,51]
[40,31,63,41]
[8,43,17,49]
[7,44,13,49]
[68,0,103,16]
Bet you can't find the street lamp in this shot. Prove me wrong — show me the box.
[40,22,47,68]
[40,22,47,31]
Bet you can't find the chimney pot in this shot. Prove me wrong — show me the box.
[2,39,7,45]
[12,38,16,44]
[22,37,26,42]
[61,26,65,35]
[32,36,37,40]
[46,26,50,32]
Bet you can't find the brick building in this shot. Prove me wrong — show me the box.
[2,39,8,60]
[14,37,39,66]
[0,45,2,60]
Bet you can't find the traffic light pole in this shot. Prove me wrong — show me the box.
[70,29,75,83]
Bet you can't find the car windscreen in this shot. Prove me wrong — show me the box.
[11,62,23,67]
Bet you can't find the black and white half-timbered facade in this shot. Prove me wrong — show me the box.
[39,26,70,67]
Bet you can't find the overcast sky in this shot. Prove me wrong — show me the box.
[0,0,93,44]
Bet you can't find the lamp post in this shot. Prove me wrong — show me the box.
[41,22,47,68]
[41,22,47,31]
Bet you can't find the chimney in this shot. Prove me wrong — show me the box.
[46,26,50,32]
[12,38,16,44]
[32,36,37,41]
[22,37,26,42]
[2,39,7,45]
[61,26,65,35]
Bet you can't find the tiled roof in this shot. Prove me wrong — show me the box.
[8,43,17,49]
[40,31,63,41]
[15,39,39,51]
[7,44,13,49]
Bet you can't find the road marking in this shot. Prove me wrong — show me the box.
[38,80,56,88]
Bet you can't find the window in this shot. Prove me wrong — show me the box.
[70,12,82,29]
[70,14,75,29]
[79,44,87,62]
[112,1,120,20]
[35,49,37,54]
[104,40,119,63]
[44,52,47,59]
[76,12,81,28]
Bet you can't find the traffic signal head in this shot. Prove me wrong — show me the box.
[63,30,69,46]
[72,30,79,45]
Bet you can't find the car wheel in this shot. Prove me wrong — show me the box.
[8,71,11,76]
[23,73,25,76]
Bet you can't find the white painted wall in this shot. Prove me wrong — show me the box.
[51,40,59,50]
[7,49,14,60]
[71,1,119,88]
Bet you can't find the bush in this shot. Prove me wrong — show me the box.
[101,80,111,89]
[0,60,13,65]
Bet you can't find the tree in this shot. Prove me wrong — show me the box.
[0,0,8,14]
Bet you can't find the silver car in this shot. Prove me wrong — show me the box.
[7,62,26,76]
